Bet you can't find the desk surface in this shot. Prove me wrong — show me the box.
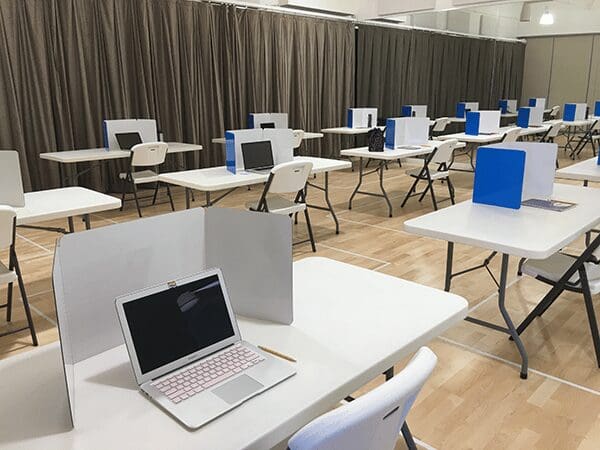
[556,157,600,182]
[404,183,600,259]
[159,157,351,192]
[39,142,203,163]
[437,125,550,143]
[340,140,466,161]
[0,257,467,450]
[15,187,121,225]
[320,126,386,135]
[211,132,323,145]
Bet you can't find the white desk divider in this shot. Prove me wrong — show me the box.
[248,113,288,129]
[528,97,546,110]
[465,110,501,135]
[225,128,293,174]
[456,101,479,118]
[52,208,292,426]
[516,106,544,128]
[563,103,588,122]
[347,108,377,129]
[102,119,158,150]
[499,99,518,114]
[486,142,557,200]
[401,105,427,118]
[385,117,430,149]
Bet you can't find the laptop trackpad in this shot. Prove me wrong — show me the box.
[212,375,264,405]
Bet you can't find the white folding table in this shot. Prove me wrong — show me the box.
[556,157,600,186]
[15,187,121,233]
[0,257,467,450]
[404,183,600,378]
[211,132,323,145]
[340,141,465,217]
[40,143,203,187]
[159,156,351,234]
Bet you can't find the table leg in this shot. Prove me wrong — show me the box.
[68,217,75,233]
[348,157,364,210]
[323,172,340,234]
[205,191,211,207]
[58,163,65,188]
[378,161,393,218]
[185,188,191,210]
[83,214,91,230]
[445,242,454,292]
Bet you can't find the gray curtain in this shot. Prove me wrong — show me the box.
[0,0,354,191]
[356,25,525,120]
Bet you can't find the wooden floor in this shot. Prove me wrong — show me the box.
[2,142,600,449]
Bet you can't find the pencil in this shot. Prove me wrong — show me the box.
[258,345,297,363]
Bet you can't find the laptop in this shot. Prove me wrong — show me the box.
[241,140,275,173]
[260,122,276,129]
[115,132,143,150]
[115,268,296,429]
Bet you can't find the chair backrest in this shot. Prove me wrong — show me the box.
[432,117,450,133]
[267,161,313,194]
[288,347,437,450]
[545,122,563,139]
[0,151,25,207]
[130,142,168,167]
[431,139,458,165]
[549,105,560,118]
[591,119,600,132]
[0,206,16,251]
[292,130,305,149]
[502,127,521,143]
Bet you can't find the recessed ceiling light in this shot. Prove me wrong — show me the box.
[539,7,554,25]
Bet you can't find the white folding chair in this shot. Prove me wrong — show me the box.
[572,119,600,159]
[292,130,305,150]
[539,122,564,167]
[430,117,451,137]
[0,151,26,207]
[0,206,37,346]
[288,347,437,450]
[247,161,316,252]
[401,139,459,211]
[501,127,522,143]
[119,142,175,217]
[549,105,560,120]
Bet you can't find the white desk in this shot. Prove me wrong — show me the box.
[40,143,203,186]
[404,183,600,378]
[339,142,464,217]
[159,157,351,234]
[320,126,382,135]
[556,157,600,185]
[211,132,323,145]
[0,257,467,450]
[15,187,121,233]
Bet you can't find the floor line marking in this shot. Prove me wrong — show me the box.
[30,304,57,327]
[15,234,53,255]
[318,243,390,265]
[468,277,523,314]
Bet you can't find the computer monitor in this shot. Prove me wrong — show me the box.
[115,132,143,150]
[241,141,274,171]
[260,122,276,129]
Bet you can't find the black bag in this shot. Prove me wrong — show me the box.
[367,127,385,152]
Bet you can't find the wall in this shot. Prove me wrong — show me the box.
[518,3,600,38]
[521,34,600,109]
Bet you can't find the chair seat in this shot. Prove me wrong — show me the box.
[522,253,600,294]
[119,170,159,184]
[405,168,449,180]
[0,261,17,285]
[246,196,307,215]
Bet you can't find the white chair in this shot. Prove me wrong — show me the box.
[539,122,563,167]
[549,105,560,120]
[520,248,600,367]
[401,139,459,211]
[430,117,451,137]
[288,347,437,450]
[247,161,316,252]
[0,206,37,346]
[0,151,26,207]
[501,127,522,143]
[292,130,305,150]
[119,142,175,218]
[573,119,600,158]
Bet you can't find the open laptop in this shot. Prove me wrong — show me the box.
[241,140,275,173]
[260,122,275,129]
[115,268,296,429]
[115,132,143,150]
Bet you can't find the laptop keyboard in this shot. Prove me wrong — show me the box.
[151,344,265,404]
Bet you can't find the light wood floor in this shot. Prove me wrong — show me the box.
[2,143,600,449]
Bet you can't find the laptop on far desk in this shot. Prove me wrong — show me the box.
[260,122,276,129]
[115,268,296,430]
[115,132,143,150]
[241,140,275,174]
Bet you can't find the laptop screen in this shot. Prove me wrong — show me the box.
[241,140,274,171]
[115,132,143,150]
[122,274,235,375]
[260,122,275,129]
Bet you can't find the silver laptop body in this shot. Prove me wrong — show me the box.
[115,268,296,429]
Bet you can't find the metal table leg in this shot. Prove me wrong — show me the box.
[185,188,191,209]
[306,172,341,234]
[348,158,393,217]
[83,214,91,230]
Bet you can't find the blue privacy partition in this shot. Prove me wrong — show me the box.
[595,101,600,117]
[225,131,236,174]
[473,147,526,210]
[516,108,530,128]
[401,106,413,117]
[499,100,509,114]
[465,112,481,135]
[456,103,467,118]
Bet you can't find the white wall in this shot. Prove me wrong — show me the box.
[518,2,600,37]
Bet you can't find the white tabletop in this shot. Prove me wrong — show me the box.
[546,118,595,128]
[339,140,465,161]
[39,142,203,163]
[211,132,323,145]
[556,157,600,182]
[404,183,600,260]
[15,187,121,225]
[320,126,385,135]
[0,257,467,450]
[437,125,549,144]
[159,156,351,192]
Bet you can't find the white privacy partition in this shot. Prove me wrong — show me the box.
[52,208,292,426]
[103,119,158,150]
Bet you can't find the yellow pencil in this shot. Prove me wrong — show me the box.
[258,345,297,363]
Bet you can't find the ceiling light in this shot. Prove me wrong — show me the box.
[539,7,554,25]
